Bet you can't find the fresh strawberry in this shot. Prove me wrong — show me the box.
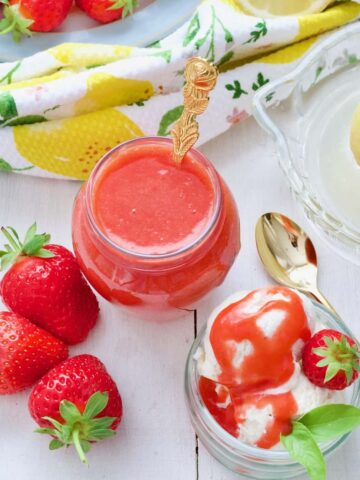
[0,0,73,41]
[0,311,68,394]
[0,224,99,345]
[302,329,360,390]
[76,0,137,24]
[29,354,122,463]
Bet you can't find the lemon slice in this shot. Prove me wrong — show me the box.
[350,104,360,165]
[237,0,334,17]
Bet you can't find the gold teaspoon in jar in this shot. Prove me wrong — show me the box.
[171,57,218,164]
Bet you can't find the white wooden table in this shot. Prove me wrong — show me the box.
[1,117,359,479]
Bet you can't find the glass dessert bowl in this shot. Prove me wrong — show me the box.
[253,23,360,265]
[72,136,240,318]
[185,287,360,479]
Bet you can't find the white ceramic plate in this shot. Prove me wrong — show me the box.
[0,0,199,61]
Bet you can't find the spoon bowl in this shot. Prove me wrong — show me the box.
[255,212,337,315]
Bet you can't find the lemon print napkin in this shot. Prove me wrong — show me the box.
[0,0,360,179]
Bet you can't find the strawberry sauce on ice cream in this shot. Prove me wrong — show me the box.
[197,287,341,449]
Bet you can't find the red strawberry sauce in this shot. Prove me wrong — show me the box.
[92,142,215,255]
[199,287,312,448]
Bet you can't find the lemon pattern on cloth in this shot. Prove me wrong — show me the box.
[1,0,360,179]
[13,109,144,180]
[49,44,133,68]
[75,73,154,115]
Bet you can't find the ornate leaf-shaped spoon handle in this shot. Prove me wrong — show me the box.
[171,57,218,164]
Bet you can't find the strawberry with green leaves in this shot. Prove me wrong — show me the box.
[29,354,123,463]
[75,0,137,24]
[0,224,99,345]
[0,311,68,394]
[302,329,360,390]
[0,0,73,42]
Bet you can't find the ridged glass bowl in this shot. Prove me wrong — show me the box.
[253,23,360,265]
[185,299,360,479]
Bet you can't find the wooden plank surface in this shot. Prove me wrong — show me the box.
[0,116,359,479]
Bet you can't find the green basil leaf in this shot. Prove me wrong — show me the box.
[299,404,360,443]
[281,422,326,480]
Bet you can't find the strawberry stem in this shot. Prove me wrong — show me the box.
[73,427,88,464]
[0,4,33,43]
[35,392,118,465]
[0,18,16,35]
[108,0,138,18]
[0,223,54,270]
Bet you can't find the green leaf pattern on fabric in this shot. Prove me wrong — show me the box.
[252,72,270,91]
[265,91,275,102]
[157,105,184,136]
[6,115,47,126]
[184,5,233,63]
[183,12,200,47]
[0,91,18,124]
[147,40,161,48]
[225,80,248,99]
[0,158,33,172]
[216,50,234,68]
[151,50,172,63]
[0,61,21,85]
[243,20,268,44]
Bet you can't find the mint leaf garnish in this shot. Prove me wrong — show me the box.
[281,404,360,479]
[299,404,360,443]
[281,422,326,480]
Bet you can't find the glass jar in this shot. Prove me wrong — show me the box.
[72,137,240,318]
[185,300,360,478]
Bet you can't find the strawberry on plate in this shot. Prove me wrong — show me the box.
[29,354,123,463]
[0,311,68,395]
[0,224,99,345]
[302,329,360,390]
[0,0,73,41]
[76,0,137,24]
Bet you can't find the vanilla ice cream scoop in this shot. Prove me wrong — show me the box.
[197,287,315,387]
[196,286,341,449]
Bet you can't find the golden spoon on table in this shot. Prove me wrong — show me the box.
[255,212,338,316]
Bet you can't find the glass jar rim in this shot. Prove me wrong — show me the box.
[185,299,360,463]
[84,136,222,261]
